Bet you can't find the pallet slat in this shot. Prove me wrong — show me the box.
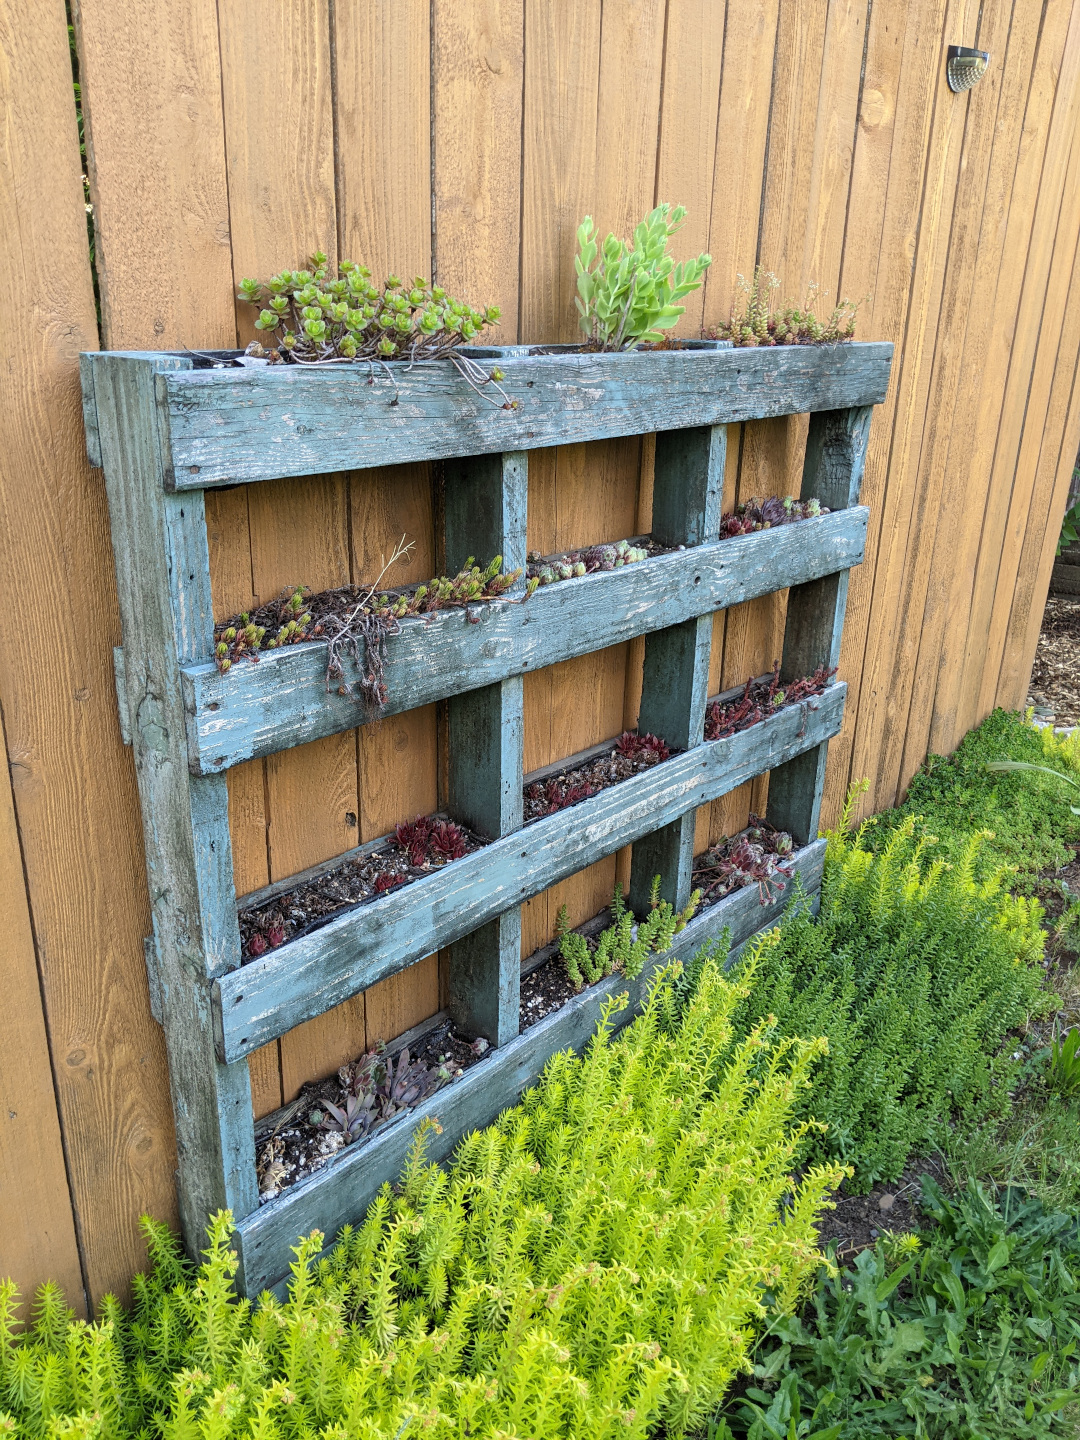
[213,684,845,1061]
[235,836,827,1296]
[142,343,893,488]
[181,506,869,774]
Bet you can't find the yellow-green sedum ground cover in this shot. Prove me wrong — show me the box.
[3,712,1079,1438]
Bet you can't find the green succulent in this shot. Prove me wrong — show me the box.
[237,252,502,365]
[574,203,711,350]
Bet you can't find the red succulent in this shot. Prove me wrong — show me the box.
[430,820,468,862]
[374,871,407,895]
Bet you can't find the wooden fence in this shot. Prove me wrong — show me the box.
[2,0,1080,1312]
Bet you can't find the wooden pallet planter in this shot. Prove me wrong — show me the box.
[81,340,891,1296]
[240,836,827,1299]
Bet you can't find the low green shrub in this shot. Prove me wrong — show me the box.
[867,709,1080,890]
[712,802,1049,1191]
[712,1178,1080,1439]
[0,957,843,1439]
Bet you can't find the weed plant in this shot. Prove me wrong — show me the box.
[708,799,1050,1191]
[711,1179,1080,1439]
[0,958,843,1439]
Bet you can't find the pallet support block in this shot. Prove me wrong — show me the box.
[630,425,725,913]
[767,407,874,844]
[445,453,528,1047]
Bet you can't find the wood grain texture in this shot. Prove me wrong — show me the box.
[1,0,183,1306]
[75,0,233,351]
[997,167,1080,704]
[216,0,368,1104]
[520,0,602,344]
[0,705,85,1316]
[972,10,1080,724]
[333,0,430,281]
[92,357,259,1250]
[822,0,953,819]
[926,0,1078,756]
[160,344,894,488]
[654,0,727,338]
[10,0,1080,1303]
[899,0,1060,784]
[215,684,847,1061]
[235,837,828,1297]
[433,0,523,335]
[853,0,984,808]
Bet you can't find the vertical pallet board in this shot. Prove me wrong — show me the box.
[767,407,874,842]
[91,355,259,1246]
[444,454,528,1045]
[629,425,726,913]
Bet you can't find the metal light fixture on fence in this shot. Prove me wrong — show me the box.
[946,45,990,92]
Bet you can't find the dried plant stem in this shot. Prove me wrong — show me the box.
[325,536,415,707]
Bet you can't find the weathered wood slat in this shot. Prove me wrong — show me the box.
[182,507,868,774]
[234,836,826,1297]
[139,343,893,489]
[768,407,872,845]
[629,425,724,915]
[92,355,259,1242]
[444,453,527,1048]
[213,684,845,1062]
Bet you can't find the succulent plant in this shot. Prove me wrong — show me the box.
[574,205,711,350]
[527,536,650,587]
[692,817,796,907]
[709,265,861,347]
[394,815,470,867]
[238,252,501,365]
[718,495,828,538]
[704,663,837,742]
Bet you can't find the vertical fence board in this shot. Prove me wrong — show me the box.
[334,2,442,1053]
[9,0,208,1303]
[0,703,85,1316]
[975,11,1080,721]
[897,0,1043,778]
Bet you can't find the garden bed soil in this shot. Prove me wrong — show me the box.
[1028,595,1080,729]
[238,816,485,959]
[523,732,672,822]
[815,1153,950,1259]
[520,954,581,1030]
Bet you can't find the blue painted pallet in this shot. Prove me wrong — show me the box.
[181,508,868,774]
[80,342,891,1295]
